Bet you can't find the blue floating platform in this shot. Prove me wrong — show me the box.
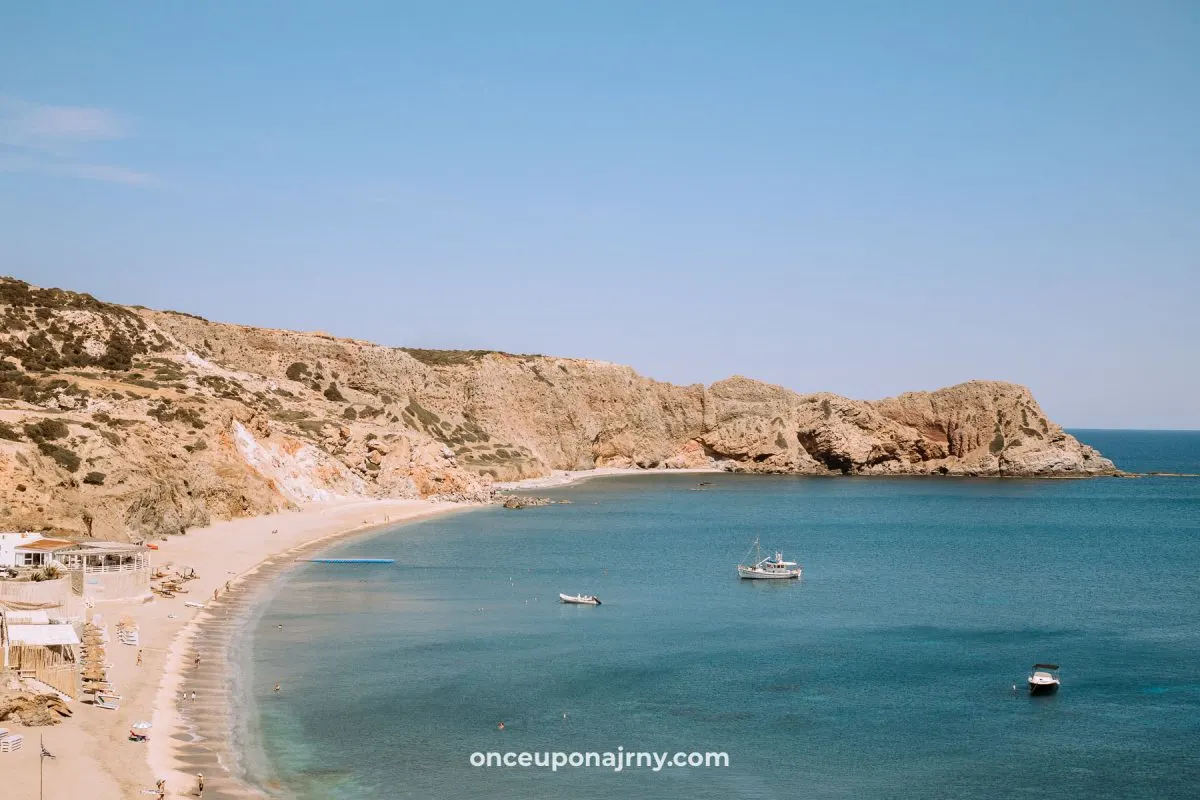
[302,558,395,564]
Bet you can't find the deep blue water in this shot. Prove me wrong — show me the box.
[240,431,1200,799]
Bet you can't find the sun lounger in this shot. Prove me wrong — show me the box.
[0,734,23,752]
[94,694,121,710]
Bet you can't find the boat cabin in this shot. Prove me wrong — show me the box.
[1027,663,1061,695]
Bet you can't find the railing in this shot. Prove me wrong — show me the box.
[81,563,147,574]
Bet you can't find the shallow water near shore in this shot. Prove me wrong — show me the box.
[238,431,1200,799]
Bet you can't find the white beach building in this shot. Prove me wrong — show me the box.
[0,532,152,604]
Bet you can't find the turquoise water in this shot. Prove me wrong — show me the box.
[241,432,1200,799]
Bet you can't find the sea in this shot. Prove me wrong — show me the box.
[234,430,1200,799]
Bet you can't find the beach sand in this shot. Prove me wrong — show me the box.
[2,497,471,800]
[495,466,723,490]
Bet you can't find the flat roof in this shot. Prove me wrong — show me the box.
[16,539,77,552]
[7,624,80,647]
[62,541,148,554]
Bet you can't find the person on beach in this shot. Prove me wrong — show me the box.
[195,655,201,668]
[191,690,197,702]
[137,649,143,666]
[197,772,205,796]
[274,682,281,692]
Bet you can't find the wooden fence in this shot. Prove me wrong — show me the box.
[8,645,78,699]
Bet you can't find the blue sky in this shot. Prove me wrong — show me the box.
[2,1,1197,428]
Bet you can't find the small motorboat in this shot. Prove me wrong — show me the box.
[559,593,601,605]
[1027,664,1061,695]
[737,536,802,580]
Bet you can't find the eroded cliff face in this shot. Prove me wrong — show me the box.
[0,277,1116,541]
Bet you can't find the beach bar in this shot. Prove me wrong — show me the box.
[1,533,152,604]
[59,542,152,602]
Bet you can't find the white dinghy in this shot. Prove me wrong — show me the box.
[559,593,601,605]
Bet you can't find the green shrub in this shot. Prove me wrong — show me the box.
[323,382,345,402]
[0,421,21,441]
[83,471,106,485]
[399,348,544,366]
[404,400,440,427]
[98,331,137,371]
[148,402,206,429]
[24,418,70,442]
[38,441,81,472]
[342,407,358,420]
[30,565,63,582]
[285,362,310,381]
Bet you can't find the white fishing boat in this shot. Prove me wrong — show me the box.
[559,593,601,605]
[1027,663,1060,695]
[737,536,802,580]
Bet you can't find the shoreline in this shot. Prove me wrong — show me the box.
[495,466,724,490]
[148,499,480,799]
[2,497,476,800]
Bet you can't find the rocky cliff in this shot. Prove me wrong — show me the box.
[0,277,1117,541]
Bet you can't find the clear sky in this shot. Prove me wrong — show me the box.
[2,2,1197,428]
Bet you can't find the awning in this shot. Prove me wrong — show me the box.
[3,610,50,625]
[7,624,81,646]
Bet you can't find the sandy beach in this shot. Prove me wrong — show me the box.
[3,469,716,800]
[495,466,724,491]
[2,497,473,800]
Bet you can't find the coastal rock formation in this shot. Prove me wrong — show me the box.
[0,277,1117,541]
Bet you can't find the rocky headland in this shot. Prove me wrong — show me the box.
[0,276,1117,541]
